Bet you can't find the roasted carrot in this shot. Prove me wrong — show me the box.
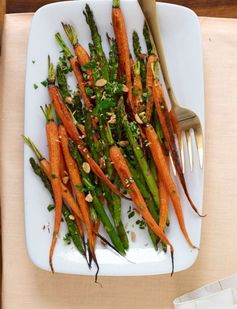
[41,105,63,273]
[44,158,85,238]
[55,33,93,110]
[70,57,93,110]
[109,145,174,273]
[41,158,83,221]
[59,149,67,180]
[59,125,96,262]
[112,0,133,111]
[152,74,204,217]
[145,54,158,122]
[62,23,94,86]
[47,64,124,198]
[145,124,197,249]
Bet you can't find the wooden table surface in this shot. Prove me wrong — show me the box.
[5,0,237,17]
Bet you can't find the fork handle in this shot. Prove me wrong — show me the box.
[138,0,179,108]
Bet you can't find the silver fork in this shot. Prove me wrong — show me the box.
[137,0,204,171]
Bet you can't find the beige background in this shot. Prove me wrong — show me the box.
[1,14,237,309]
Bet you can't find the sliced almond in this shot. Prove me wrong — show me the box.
[82,162,91,174]
[108,114,116,124]
[63,170,68,177]
[85,193,93,202]
[118,140,129,147]
[95,79,107,87]
[122,84,129,92]
[65,96,74,105]
[134,113,143,124]
[69,214,75,221]
[131,231,136,242]
[62,176,69,184]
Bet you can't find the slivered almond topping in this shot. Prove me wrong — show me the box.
[108,114,116,124]
[62,176,69,184]
[82,162,91,174]
[118,140,129,147]
[131,231,136,242]
[85,193,93,202]
[134,113,143,124]
[65,96,74,105]
[95,79,107,87]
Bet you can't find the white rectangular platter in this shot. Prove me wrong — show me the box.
[24,0,204,276]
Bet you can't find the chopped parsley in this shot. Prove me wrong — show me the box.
[47,204,55,212]
[58,54,72,74]
[136,219,146,229]
[128,211,135,219]
[33,83,38,90]
[41,80,47,87]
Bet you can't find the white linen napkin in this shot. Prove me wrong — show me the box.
[174,274,237,308]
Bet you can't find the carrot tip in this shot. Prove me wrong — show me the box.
[49,259,55,274]
[170,251,174,277]
[197,212,207,218]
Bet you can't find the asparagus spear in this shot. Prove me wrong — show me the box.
[83,4,109,81]
[107,35,119,82]
[132,31,146,88]
[143,22,153,55]
[126,159,159,249]
[56,63,71,100]
[29,157,86,257]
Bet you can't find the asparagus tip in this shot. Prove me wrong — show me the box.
[133,59,140,76]
[151,60,159,80]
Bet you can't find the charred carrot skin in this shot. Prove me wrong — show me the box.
[145,124,197,249]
